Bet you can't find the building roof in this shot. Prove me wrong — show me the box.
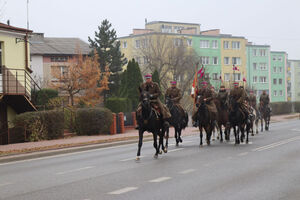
[246,44,270,47]
[0,22,32,34]
[30,36,91,55]
[146,21,200,26]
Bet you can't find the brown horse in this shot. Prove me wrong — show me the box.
[214,98,230,142]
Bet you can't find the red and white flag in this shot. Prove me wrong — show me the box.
[233,65,239,71]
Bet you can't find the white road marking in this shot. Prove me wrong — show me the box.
[0,182,13,187]
[179,169,196,174]
[120,156,144,162]
[229,141,253,145]
[149,177,171,183]
[291,129,300,132]
[252,136,300,152]
[108,187,138,195]
[238,152,249,156]
[56,166,95,175]
[168,148,184,153]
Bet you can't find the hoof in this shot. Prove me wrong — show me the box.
[179,137,183,143]
[176,142,179,147]
[256,130,259,134]
[212,138,215,141]
[251,133,254,136]
[164,148,168,153]
[154,154,158,159]
[159,150,162,154]
[136,157,140,161]
[217,136,220,140]
[246,140,249,144]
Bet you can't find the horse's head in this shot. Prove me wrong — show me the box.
[139,87,151,109]
[165,97,174,109]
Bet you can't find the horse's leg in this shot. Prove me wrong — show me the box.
[153,132,159,158]
[175,127,179,146]
[200,127,203,146]
[219,124,223,143]
[261,116,264,132]
[158,129,164,154]
[246,123,250,144]
[178,127,183,143]
[136,129,144,160]
[164,127,169,153]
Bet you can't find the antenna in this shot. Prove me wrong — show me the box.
[27,0,29,29]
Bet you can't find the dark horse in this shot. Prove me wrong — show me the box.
[196,98,216,146]
[136,89,166,160]
[259,102,271,131]
[165,97,188,148]
[229,98,251,144]
[214,98,230,142]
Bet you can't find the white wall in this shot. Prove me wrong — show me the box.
[31,55,44,87]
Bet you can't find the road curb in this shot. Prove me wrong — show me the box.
[0,136,154,164]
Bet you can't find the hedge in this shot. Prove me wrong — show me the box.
[14,110,64,142]
[32,88,59,109]
[75,107,113,135]
[105,97,132,113]
[270,101,300,115]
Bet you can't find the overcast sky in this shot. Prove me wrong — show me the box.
[1,0,300,59]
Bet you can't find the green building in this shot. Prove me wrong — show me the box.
[246,44,271,100]
[270,51,288,102]
[288,60,300,101]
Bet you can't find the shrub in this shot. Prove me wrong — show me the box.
[270,102,293,115]
[33,88,58,106]
[105,97,132,113]
[14,110,64,142]
[64,107,76,132]
[75,107,112,135]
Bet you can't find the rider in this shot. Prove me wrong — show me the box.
[165,81,185,117]
[259,90,270,110]
[248,90,257,111]
[136,74,171,128]
[217,85,229,107]
[192,81,218,127]
[229,82,252,123]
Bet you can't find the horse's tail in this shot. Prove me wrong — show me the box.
[183,112,189,129]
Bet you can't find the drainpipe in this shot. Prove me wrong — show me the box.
[24,32,32,73]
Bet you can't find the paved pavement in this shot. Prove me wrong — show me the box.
[0,120,299,200]
[0,113,299,157]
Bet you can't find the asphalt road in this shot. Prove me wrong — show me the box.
[0,120,300,200]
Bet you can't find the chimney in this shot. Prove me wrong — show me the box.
[7,20,10,26]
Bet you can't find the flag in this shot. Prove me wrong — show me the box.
[191,65,198,95]
[198,65,205,78]
[243,77,246,82]
[232,65,239,71]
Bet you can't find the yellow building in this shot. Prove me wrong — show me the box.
[0,23,37,144]
[220,36,248,89]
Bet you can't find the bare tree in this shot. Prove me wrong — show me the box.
[135,34,199,112]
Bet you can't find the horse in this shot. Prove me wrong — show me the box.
[259,102,271,131]
[229,98,251,144]
[214,98,230,142]
[196,97,216,146]
[136,89,166,160]
[249,106,259,136]
[165,97,188,148]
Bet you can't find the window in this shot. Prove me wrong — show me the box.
[259,63,267,70]
[232,41,240,49]
[259,76,267,83]
[200,40,209,48]
[224,73,230,81]
[161,24,172,33]
[273,66,277,73]
[273,90,277,96]
[224,57,230,65]
[123,41,127,48]
[51,65,68,80]
[212,40,218,48]
[174,26,184,33]
[278,56,283,61]
[259,49,266,56]
[273,56,276,61]
[174,38,183,47]
[273,79,277,85]
[213,73,218,80]
[200,56,209,65]
[279,67,283,73]
[253,49,257,56]
[212,57,218,65]
[232,57,241,65]
[187,39,192,46]
[136,57,141,64]
[143,56,148,64]
[51,57,68,62]
[223,41,229,49]
[233,73,241,81]
[253,63,257,70]
[253,76,257,83]
[141,39,148,48]
[279,90,283,96]
[279,78,283,85]
[135,40,140,48]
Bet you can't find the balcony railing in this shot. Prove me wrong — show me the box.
[0,66,40,100]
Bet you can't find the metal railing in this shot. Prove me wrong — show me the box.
[0,66,41,100]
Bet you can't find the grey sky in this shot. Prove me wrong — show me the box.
[2,0,300,59]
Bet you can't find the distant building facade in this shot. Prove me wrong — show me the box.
[288,60,300,101]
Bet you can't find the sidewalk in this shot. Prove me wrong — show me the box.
[0,113,298,157]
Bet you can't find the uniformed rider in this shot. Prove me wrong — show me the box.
[259,90,270,109]
[217,85,229,107]
[165,81,185,116]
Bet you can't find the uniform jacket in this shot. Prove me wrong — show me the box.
[260,94,270,105]
[139,82,161,102]
[165,87,182,104]
[229,87,246,104]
